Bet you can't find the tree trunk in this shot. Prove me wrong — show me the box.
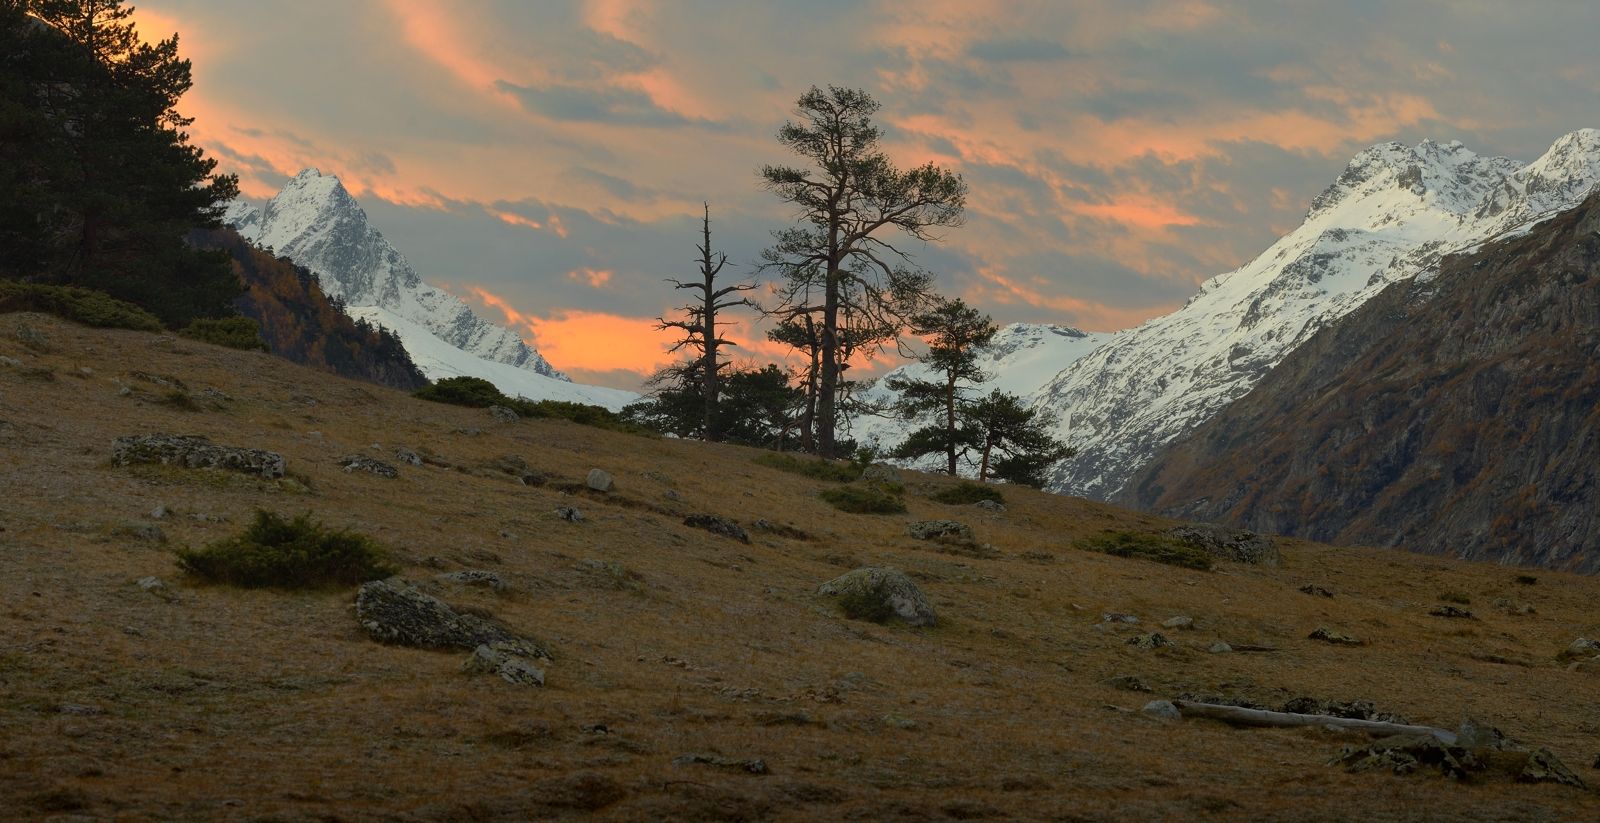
[978,433,994,481]
[816,271,841,458]
[944,373,958,475]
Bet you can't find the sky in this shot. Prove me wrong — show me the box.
[132,0,1600,389]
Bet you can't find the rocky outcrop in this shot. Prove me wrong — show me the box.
[355,579,548,659]
[1123,189,1600,573]
[1164,524,1280,566]
[818,568,937,627]
[113,434,285,478]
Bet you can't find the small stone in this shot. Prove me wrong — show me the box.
[1104,675,1150,692]
[1308,626,1364,646]
[394,447,423,466]
[149,504,168,519]
[1299,584,1334,598]
[683,514,750,543]
[1209,642,1233,654]
[437,570,505,591]
[464,643,545,686]
[339,455,398,478]
[585,468,614,492]
[974,499,1006,512]
[1126,633,1172,649]
[1558,637,1600,662]
[1142,700,1182,721]
[135,576,177,602]
[0,355,21,368]
[555,506,585,523]
[1101,612,1139,625]
[1161,616,1194,630]
[664,489,681,501]
[1428,605,1476,619]
[488,405,519,423]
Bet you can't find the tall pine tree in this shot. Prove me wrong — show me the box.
[887,298,996,475]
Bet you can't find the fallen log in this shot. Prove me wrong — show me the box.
[1170,700,1458,744]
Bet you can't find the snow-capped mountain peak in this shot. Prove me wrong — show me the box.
[225,170,639,410]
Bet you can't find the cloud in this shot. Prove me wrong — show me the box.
[494,80,723,129]
[966,37,1070,63]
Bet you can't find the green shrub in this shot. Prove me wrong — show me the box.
[837,581,896,623]
[929,482,1004,505]
[1074,530,1213,571]
[0,280,163,331]
[414,376,651,435]
[753,452,862,482]
[176,510,396,589]
[820,485,907,514]
[414,375,507,408]
[178,316,267,350]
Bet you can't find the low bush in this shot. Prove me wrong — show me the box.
[178,316,268,350]
[176,510,396,588]
[1074,530,1213,571]
[753,452,862,482]
[414,376,651,435]
[929,482,1004,505]
[0,280,163,331]
[837,580,896,623]
[820,485,906,514]
[414,375,506,408]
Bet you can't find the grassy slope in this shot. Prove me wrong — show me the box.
[1,312,1597,821]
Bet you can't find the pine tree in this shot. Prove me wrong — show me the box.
[965,390,1073,487]
[887,298,996,475]
[656,204,755,442]
[759,85,966,457]
[1,0,240,326]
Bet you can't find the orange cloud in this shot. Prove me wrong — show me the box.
[1072,198,1204,230]
[567,268,614,288]
[968,266,1176,332]
[379,0,504,96]
[487,209,543,230]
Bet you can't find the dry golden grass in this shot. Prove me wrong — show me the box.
[2,311,1598,821]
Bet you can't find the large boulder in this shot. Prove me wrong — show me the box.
[1164,523,1281,566]
[818,567,937,627]
[113,434,284,478]
[355,579,549,659]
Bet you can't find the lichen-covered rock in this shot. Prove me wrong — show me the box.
[1126,633,1172,649]
[437,570,506,591]
[1142,700,1181,721]
[1558,637,1600,661]
[488,405,520,423]
[464,642,545,686]
[907,520,974,542]
[394,447,423,466]
[818,567,936,627]
[586,468,614,492]
[683,514,750,543]
[861,464,901,485]
[1165,524,1280,566]
[974,499,1006,512]
[555,506,584,523]
[340,455,398,478]
[355,579,549,659]
[113,434,284,478]
[1308,626,1364,646]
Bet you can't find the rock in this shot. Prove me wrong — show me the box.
[113,434,284,478]
[149,504,168,519]
[1209,642,1233,654]
[1299,584,1334,597]
[817,567,937,627]
[1283,698,1407,724]
[1558,637,1600,661]
[907,520,974,542]
[1126,633,1172,649]
[437,570,505,592]
[354,579,549,658]
[1164,524,1281,566]
[464,642,545,686]
[1100,613,1139,625]
[751,519,810,540]
[488,405,519,422]
[555,506,584,523]
[135,576,177,602]
[339,455,398,478]
[1520,747,1587,788]
[672,754,769,775]
[861,464,901,485]
[394,448,423,466]
[585,468,613,492]
[683,514,750,543]
[1142,700,1182,721]
[1428,605,1476,619]
[974,499,1006,512]
[1161,616,1195,630]
[1492,597,1535,615]
[0,355,21,368]
[1308,626,1364,646]
[1104,675,1150,692]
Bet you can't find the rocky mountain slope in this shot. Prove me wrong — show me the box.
[1119,188,1600,573]
[225,170,636,410]
[1036,129,1600,499]
[3,311,1599,819]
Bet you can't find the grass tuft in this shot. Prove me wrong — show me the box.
[819,485,906,514]
[176,510,396,589]
[929,482,1004,505]
[753,452,862,482]
[1074,530,1213,571]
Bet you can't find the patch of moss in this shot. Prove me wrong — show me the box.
[178,316,268,351]
[1074,530,1213,571]
[929,482,1003,505]
[176,510,395,589]
[819,485,906,514]
[0,280,163,331]
[753,452,862,482]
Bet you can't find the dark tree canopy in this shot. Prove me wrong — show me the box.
[759,85,967,457]
[888,298,997,475]
[966,389,1073,487]
[622,363,803,449]
[1,0,240,326]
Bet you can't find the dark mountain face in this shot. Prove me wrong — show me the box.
[1119,190,1600,573]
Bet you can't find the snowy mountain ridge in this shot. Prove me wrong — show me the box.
[1035,128,1600,498]
[226,170,637,410]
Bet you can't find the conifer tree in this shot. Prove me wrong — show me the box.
[887,298,996,475]
[656,204,755,442]
[965,390,1073,487]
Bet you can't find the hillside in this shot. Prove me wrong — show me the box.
[3,313,1600,820]
[1120,189,1600,573]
